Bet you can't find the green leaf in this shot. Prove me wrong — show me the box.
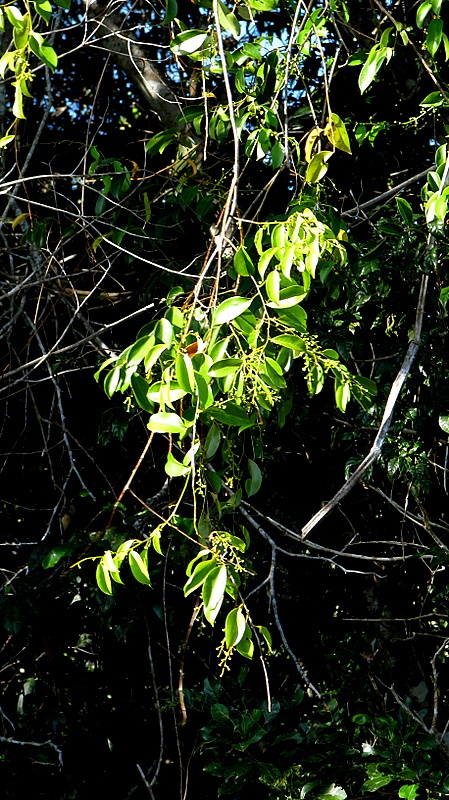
[271,334,306,351]
[202,564,227,624]
[205,424,221,459]
[131,373,153,412]
[34,0,52,23]
[170,30,209,56]
[245,459,262,497]
[235,623,254,658]
[398,786,418,800]
[42,545,72,569]
[147,381,186,403]
[126,335,155,366]
[439,414,449,434]
[12,83,25,120]
[165,452,191,477]
[420,91,444,107]
[53,0,71,8]
[318,785,347,800]
[96,561,113,595]
[4,6,24,27]
[104,366,122,398]
[439,286,449,310]
[213,296,254,325]
[362,775,394,792]
[255,625,272,650]
[144,343,168,371]
[147,412,188,434]
[217,0,241,38]
[164,0,178,23]
[207,401,253,427]
[305,151,333,184]
[359,47,387,94]
[155,318,174,346]
[37,43,58,71]
[271,140,284,168]
[128,550,151,585]
[225,607,246,648]
[426,18,443,57]
[234,246,254,276]
[355,376,377,395]
[416,0,432,28]
[335,381,350,412]
[0,134,15,149]
[325,113,351,154]
[209,358,242,377]
[396,197,414,225]
[266,270,280,305]
[184,558,217,596]
[176,353,196,393]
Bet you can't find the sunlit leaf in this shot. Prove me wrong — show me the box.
[213,296,254,325]
[225,607,246,649]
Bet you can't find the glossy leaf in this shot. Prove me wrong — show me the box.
[209,359,242,377]
[271,334,306,351]
[305,151,333,184]
[202,565,227,625]
[165,452,191,477]
[205,424,221,458]
[96,561,113,596]
[147,412,187,434]
[426,18,443,57]
[235,624,254,658]
[184,558,217,596]
[128,549,151,585]
[245,459,262,497]
[213,296,253,325]
[170,30,209,56]
[176,353,195,393]
[225,607,246,649]
[359,47,387,94]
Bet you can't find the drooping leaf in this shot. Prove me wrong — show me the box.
[245,459,262,497]
[96,561,113,596]
[217,0,241,38]
[130,373,153,412]
[128,550,151,586]
[325,113,351,154]
[202,564,227,625]
[358,46,387,94]
[176,353,195,393]
[305,150,333,184]
[164,0,178,23]
[426,18,443,57]
[225,607,246,649]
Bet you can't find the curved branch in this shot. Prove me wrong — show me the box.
[301,273,429,540]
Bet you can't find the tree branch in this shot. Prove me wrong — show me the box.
[301,274,429,539]
[84,0,181,127]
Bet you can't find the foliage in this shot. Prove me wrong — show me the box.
[3,0,449,797]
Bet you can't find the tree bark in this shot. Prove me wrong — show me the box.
[85,0,181,128]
